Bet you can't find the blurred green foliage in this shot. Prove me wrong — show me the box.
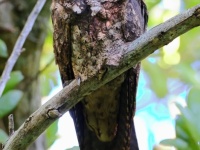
[0,71,24,118]
[144,0,200,149]
[39,23,59,96]
[0,23,59,147]
[46,120,59,148]
[143,0,200,98]
[0,71,24,144]
[40,22,59,148]
[161,87,200,150]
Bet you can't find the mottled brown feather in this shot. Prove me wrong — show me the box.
[51,0,148,149]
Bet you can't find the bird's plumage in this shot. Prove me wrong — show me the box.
[51,0,148,149]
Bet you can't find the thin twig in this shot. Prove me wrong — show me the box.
[8,114,14,136]
[1,114,14,149]
[3,4,200,150]
[0,0,47,97]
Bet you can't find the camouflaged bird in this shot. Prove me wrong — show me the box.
[51,0,148,149]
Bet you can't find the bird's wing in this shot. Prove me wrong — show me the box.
[51,2,75,83]
[113,64,141,150]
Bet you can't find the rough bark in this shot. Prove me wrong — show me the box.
[0,0,51,149]
[2,4,200,150]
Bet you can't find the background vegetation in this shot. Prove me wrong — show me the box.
[0,0,200,149]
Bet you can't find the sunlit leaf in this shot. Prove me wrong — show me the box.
[0,129,8,144]
[0,90,23,118]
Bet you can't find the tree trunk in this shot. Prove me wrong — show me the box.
[0,0,50,149]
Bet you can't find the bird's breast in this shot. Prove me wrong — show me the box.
[70,1,126,81]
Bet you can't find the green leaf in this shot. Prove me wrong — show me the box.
[0,129,8,144]
[161,138,189,150]
[0,90,23,118]
[176,103,200,145]
[176,123,189,141]
[176,104,198,137]
[46,120,58,148]
[187,87,200,116]
[175,103,193,123]
[0,39,8,58]
[3,71,24,94]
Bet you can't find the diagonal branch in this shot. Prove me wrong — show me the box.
[0,0,46,97]
[3,4,200,150]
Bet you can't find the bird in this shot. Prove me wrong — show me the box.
[51,0,148,149]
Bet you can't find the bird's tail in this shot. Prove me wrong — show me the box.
[69,64,140,150]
